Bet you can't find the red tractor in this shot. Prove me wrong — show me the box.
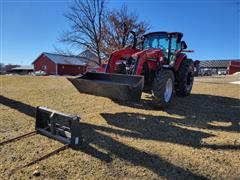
[69,31,195,108]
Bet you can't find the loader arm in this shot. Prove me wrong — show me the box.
[106,46,139,73]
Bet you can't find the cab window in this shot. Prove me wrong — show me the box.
[143,35,169,50]
[170,36,181,52]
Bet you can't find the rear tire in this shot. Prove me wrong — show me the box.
[175,59,194,96]
[152,69,174,108]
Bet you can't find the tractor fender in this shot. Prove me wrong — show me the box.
[174,53,187,71]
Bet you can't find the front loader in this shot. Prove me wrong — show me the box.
[69,31,195,108]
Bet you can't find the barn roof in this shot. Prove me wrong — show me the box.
[12,65,34,70]
[79,50,98,61]
[33,53,87,66]
[44,53,87,66]
[200,60,230,68]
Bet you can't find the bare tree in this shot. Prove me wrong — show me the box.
[53,45,75,56]
[61,0,105,65]
[102,5,149,57]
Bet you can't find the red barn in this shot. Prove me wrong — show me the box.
[32,52,87,75]
[229,61,240,75]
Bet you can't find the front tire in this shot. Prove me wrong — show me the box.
[152,69,174,108]
[175,59,194,96]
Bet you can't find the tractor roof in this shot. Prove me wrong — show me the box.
[143,31,183,37]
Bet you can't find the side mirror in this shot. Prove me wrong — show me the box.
[181,41,187,49]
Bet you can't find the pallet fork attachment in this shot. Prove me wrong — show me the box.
[0,106,82,174]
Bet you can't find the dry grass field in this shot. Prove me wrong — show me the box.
[0,74,239,179]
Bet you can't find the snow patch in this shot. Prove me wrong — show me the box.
[230,81,240,85]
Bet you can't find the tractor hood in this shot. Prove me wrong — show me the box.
[132,48,164,60]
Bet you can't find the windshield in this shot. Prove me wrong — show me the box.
[143,35,169,50]
[143,35,180,52]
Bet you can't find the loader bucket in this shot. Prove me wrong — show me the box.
[35,106,82,149]
[68,72,144,102]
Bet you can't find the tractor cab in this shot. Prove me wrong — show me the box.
[142,32,187,65]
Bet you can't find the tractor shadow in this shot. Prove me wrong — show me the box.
[80,110,239,178]
[114,94,240,132]
[165,94,240,132]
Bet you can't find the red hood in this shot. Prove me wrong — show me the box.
[132,48,164,59]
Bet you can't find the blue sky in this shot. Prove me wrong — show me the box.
[1,0,239,65]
